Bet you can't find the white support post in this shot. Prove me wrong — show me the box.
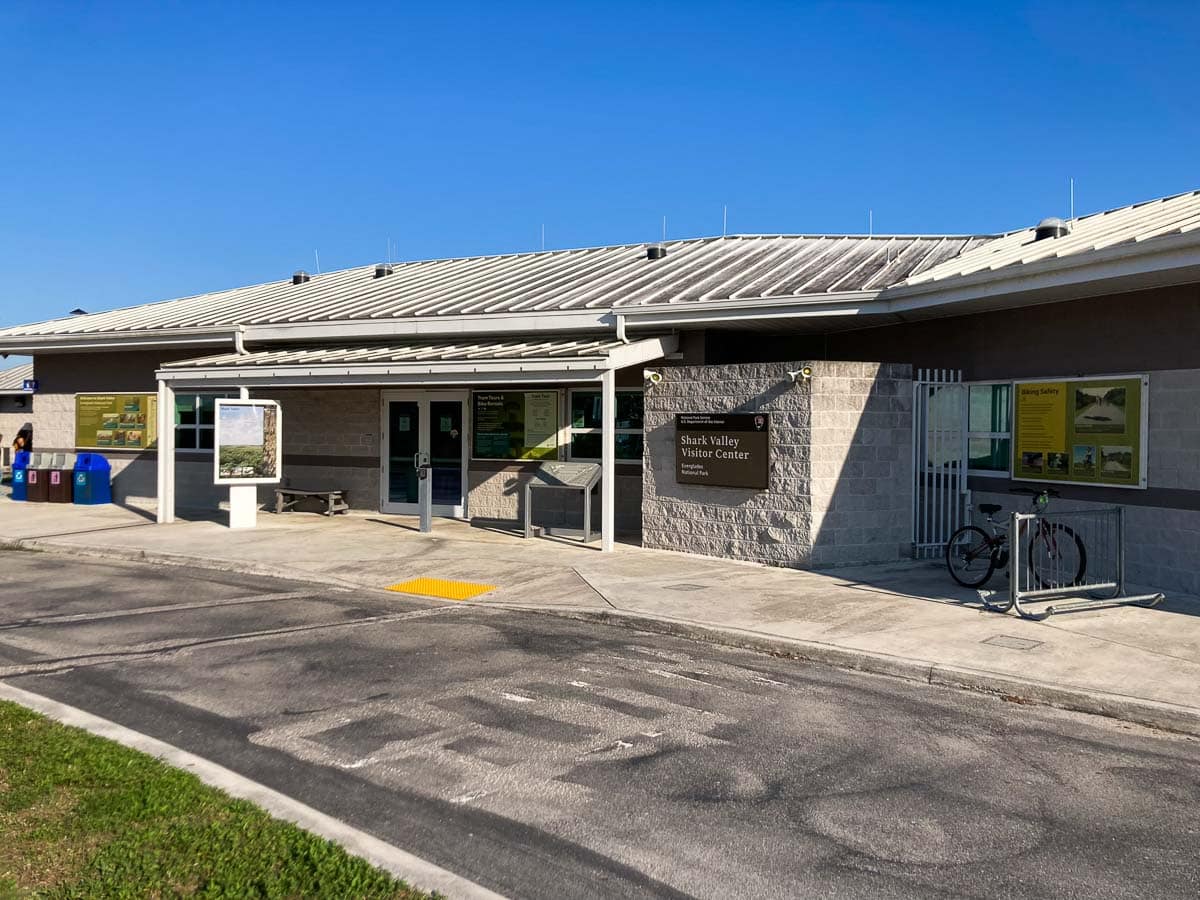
[156,380,176,524]
[228,384,256,529]
[228,484,258,529]
[600,369,615,552]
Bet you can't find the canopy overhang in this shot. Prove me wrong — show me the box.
[153,334,677,551]
[155,334,677,389]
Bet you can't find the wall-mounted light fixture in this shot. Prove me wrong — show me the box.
[643,368,663,385]
[786,366,814,386]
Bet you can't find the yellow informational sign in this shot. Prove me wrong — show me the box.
[1012,376,1146,488]
[1014,382,1068,453]
[75,394,158,450]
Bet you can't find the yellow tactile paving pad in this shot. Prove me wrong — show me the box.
[385,577,497,601]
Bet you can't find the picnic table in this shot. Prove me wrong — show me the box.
[274,487,349,516]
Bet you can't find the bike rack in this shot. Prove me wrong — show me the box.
[1006,507,1164,621]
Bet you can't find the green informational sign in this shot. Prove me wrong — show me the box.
[75,394,158,450]
[1012,376,1146,488]
[471,391,559,460]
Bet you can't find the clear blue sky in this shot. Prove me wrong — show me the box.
[2,1,1198,328]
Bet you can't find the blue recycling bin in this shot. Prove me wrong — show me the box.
[73,453,112,505]
[10,450,30,501]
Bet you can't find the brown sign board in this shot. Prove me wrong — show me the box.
[675,413,770,489]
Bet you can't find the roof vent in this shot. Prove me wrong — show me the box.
[374,263,395,279]
[646,245,667,260]
[292,270,311,285]
[1034,217,1070,241]
[69,308,87,316]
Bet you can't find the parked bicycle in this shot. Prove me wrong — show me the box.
[945,488,1087,591]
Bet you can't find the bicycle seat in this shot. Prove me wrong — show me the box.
[979,503,1002,515]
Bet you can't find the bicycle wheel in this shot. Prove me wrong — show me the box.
[1028,522,1087,590]
[946,526,996,588]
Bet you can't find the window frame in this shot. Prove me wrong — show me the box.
[174,392,235,453]
[566,387,644,464]
[965,381,1013,478]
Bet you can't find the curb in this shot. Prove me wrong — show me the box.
[13,537,371,594]
[10,538,1200,739]
[0,682,507,900]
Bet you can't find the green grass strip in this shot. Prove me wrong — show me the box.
[0,700,439,898]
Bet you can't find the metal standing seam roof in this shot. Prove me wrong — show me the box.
[903,190,1200,286]
[0,362,33,392]
[0,234,992,338]
[158,337,644,370]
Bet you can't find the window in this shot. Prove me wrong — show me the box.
[470,391,559,460]
[567,389,643,462]
[174,393,233,451]
[967,383,1012,475]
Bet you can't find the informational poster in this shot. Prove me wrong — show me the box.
[75,394,158,450]
[675,413,770,489]
[1012,376,1146,488]
[471,391,559,460]
[523,391,558,451]
[213,400,282,485]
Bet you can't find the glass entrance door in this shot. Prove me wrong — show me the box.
[381,392,467,517]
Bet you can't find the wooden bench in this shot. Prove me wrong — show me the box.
[274,488,349,516]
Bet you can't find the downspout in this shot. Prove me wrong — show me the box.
[233,325,249,355]
[615,314,630,344]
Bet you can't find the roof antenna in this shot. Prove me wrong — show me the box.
[722,204,728,237]
[1070,177,1075,223]
[869,209,873,236]
[661,215,667,245]
[387,237,392,265]
[314,250,321,274]
[541,223,545,252]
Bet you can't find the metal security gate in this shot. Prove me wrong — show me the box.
[912,369,966,558]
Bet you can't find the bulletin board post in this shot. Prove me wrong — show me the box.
[213,399,282,530]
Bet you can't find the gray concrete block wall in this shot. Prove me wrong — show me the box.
[258,388,381,510]
[1145,369,1200,492]
[0,404,33,466]
[809,363,913,567]
[642,360,912,569]
[261,388,380,461]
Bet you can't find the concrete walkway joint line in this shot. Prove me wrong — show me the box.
[0,682,508,900]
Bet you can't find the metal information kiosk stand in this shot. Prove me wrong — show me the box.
[523,461,602,544]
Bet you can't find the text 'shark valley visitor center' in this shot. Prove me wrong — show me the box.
[3,190,1200,596]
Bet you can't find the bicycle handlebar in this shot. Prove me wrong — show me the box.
[1008,487,1060,497]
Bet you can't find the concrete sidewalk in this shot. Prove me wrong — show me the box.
[3,497,1200,736]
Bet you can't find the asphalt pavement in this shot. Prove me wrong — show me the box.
[1,550,1198,899]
